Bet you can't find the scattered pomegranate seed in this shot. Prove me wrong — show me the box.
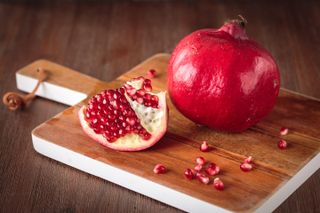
[240,162,253,172]
[153,164,167,174]
[196,156,206,165]
[213,178,224,190]
[194,164,203,172]
[147,69,156,78]
[280,127,289,136]
[200,141,209,152]
[184,169,194,180]
[196,173,210,184]
[278,139,288,149]
[205,163,220,176]
[244,156,253,164]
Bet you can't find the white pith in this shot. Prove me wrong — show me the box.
[125,79,164,134]
[79,78,167,151]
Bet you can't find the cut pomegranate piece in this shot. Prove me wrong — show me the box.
[280,127,289,136]
[278,139,288,149]
[200,141,209,152]
[213,178,224,190]
[240,162,253,172]
[78,77,168,151]
[153,164,167,174]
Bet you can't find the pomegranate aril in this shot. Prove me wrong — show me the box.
[153,164,167,174]
[118,129,126,136]
[213,178,224,190]
[197,173,210,184]
[244,156,253,164]
[88,103,96,111]
[119,104,127,111]
[240,162,253,172]
[91,118,99,125]
[108,114,115,120]
[194,164,202,172]
[136,89,146,96]
[144,94,151,101]
[184,169,194,180]
[126,117,136,126]
[280,127,289,136]
[127,88,137,96]
[95,94,102,102]
[85,110,92,119]
[196,156,205,165]
[106,90,114,97]
[144,101,151,107]
[144,84,152,92]
[278,139,288,149]
[147,69,156,78]
[200,141,209,152]
[205,163,220,176]
[118,87,125,94]
[136,97,144,104]
[144,79,151,85]
[142,132,151,140]
[93,128,101,134]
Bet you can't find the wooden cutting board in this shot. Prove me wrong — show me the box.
[16,53,320,213]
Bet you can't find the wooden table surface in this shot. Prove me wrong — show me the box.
[0,1,319,212]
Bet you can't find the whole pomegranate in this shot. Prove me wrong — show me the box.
[168,17,280,132]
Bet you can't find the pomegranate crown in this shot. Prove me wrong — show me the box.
[219,15,248,40]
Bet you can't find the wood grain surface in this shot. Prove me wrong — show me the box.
[0,1,319,212]
[30,54,320,212]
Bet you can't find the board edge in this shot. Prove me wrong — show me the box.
[31,133,232,213]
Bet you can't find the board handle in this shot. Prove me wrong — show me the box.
[15,59,105,106]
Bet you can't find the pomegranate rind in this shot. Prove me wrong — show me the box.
[78,92,168,151]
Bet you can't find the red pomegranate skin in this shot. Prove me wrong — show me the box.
[168,21,280,132]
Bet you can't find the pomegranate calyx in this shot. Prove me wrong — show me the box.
[220,15,248,40]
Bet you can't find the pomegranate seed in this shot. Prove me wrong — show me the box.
[196,173,210,184]
[127,88,136,96]
[213,178,224,190]
[126,117,136,126]
[144,79,151,84]
[142,132,151,140]
[240,162,253,172]
[118,87,125,94]
[147,69,156,78]
[106,90,114,97]
[280,127,289,136]
[136,89,146,96]
[200,141,209,152]
[278,139,288,149]
[153,164,167,174]
[184,169,194,180]
[244,156,253,164]
[136,97,144,104]
[196,156,205,165]
[205,163,220,176]
[194,164,203,172]
[144,84,152,92]
[95,94,102,102]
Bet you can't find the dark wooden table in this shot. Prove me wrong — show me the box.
[0,1,319,212]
